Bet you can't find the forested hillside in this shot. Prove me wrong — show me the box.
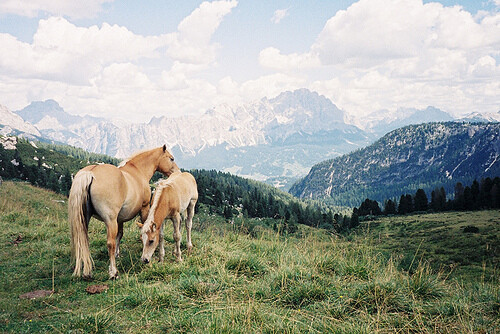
[0,136,337,231]
[290,122,500,206]
[0,137,118,195]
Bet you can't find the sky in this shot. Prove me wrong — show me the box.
[0,0,499,123]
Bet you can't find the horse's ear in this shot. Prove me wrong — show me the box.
[136,221,144,229]
[162,144,166,152]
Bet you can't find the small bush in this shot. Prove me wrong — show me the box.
[463,225,479,233]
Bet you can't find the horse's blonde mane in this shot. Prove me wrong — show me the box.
[118,146,173,168]
[140,179,172,234]
[118,149,149,168]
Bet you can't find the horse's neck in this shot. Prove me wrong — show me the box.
[122,151,159,181]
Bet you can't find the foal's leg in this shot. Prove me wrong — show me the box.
[172,212,182,262]
[115,221,124,258]
[158,223,165,262]
[185,200,196,254]
[105,219,119,279]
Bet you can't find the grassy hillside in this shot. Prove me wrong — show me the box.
[357,211,500,280]
[0,181,498,333]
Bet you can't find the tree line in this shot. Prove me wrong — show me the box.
[190,169,337,234]
[1,139,339,234]
[348,177,500,224]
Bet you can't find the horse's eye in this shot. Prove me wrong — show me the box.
[170,157,174,162]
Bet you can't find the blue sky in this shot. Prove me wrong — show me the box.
[0,0,498,123]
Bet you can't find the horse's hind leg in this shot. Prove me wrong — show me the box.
[105,219,119,279]
[115,221,124,258]
[172,212,182,262]
[185,199,196,254]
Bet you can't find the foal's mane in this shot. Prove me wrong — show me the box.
[140,178,172,234]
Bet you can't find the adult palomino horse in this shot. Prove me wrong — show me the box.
[69,145,178,279]
[137,171,198,264]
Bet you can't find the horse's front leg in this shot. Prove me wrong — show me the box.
[172,213,182,262]
[159,223,165,262]
[106,219,119,279]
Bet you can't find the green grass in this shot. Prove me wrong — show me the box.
[358,211,500,280]
[0,181,499,333]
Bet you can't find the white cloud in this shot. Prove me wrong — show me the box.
[0,17,167,84]
[259,47,321,71]
[166,0,238,65]
[0,1,239,122]
[271,8,289,24]
[240,73,306,101]
[0,0,114,19]
[259,0,500,118]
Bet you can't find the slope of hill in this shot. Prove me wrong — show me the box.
[358,211,499,279]
[0,181,498,333]
[290,122,500,206]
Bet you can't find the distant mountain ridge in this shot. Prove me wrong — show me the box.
[6,89,374,188]
[290,122,500,206]
[0,105,41,137]
[2,89,498,189]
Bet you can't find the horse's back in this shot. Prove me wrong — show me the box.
[156,172,197,212]
[170,172,198,201]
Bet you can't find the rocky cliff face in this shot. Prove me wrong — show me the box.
[0,105,41,137]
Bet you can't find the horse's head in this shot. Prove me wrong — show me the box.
[157,144,179,176]
[137,219,160,264]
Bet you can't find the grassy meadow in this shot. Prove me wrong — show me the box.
[0,181,499,333]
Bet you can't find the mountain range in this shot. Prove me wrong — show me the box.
[290,122,500,207]
[1,89,498,189]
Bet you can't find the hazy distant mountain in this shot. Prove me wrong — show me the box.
[458,111,500,123]
[358,106,455,136]
[7,90,496,190]
[0,104,41,138]
[290,122,500,206]
[9,90,373,188]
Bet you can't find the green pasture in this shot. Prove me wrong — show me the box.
[0,181,498,333]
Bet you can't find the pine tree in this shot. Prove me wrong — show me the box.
[454,182,465,210]
[384,199,397,215]
[414,189,428,212]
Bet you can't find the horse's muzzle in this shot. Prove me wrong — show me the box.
[141,257,149,264]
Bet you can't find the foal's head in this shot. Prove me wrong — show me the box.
[157,145,179,176]
[137,220,160,264]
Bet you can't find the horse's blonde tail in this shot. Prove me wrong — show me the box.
[69,171,94,278]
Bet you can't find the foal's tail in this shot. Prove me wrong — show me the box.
[68,171,94,278]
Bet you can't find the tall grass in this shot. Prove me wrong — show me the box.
[0,181,498,333]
